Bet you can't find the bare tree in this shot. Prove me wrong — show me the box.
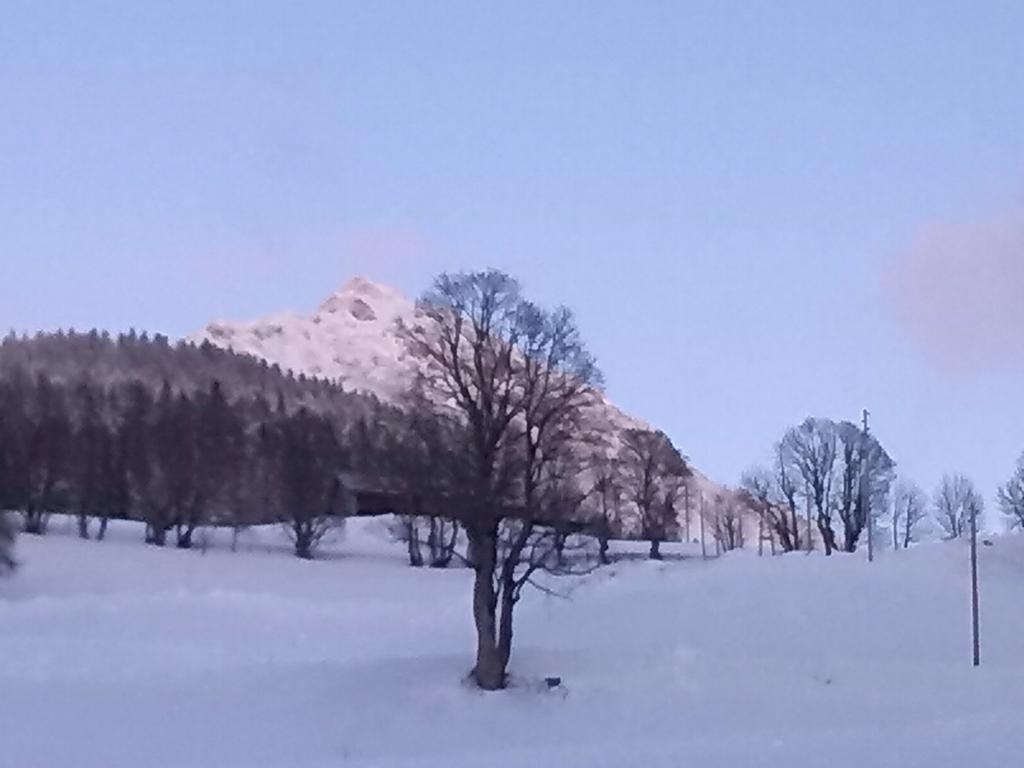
[778,416,894,555]
[709,490,746,552]
[263,407,345,559]
[618,428,690,560]
[400,270,602,690]
[589,456,623,564]
[934,474,983,539]
[998,453,1024,531]
[833,421,895,553]
[739,455,802,553]
[781,418,838,555]
[389,514,461,568]
[891,479,928,548]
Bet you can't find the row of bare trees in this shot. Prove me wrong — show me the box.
[739,417,895,556]
[738,417,1015,554]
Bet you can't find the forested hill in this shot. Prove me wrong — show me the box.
[0,330,401,555]
[0,330,382,419]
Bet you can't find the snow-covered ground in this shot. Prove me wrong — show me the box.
[1,518,1022,767]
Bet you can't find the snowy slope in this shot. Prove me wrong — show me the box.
[190,277,723,500]
[2,519,1022,767]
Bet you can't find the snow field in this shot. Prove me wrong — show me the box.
[1,518,1022,767]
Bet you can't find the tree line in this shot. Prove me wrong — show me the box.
[0,367,354,558]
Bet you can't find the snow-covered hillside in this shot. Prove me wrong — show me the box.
[191,277,723,499]
[2,520,1021,767]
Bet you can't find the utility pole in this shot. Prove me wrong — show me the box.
[862,408,873,564]
[970,499,981,667]
[699,492,707,560]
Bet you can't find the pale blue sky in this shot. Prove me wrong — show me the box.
[3,1,1023,508]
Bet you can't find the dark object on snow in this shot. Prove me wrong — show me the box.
[0,512,16,573]
[544,677,562,689]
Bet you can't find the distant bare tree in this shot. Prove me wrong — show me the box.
[619,428,690,559]
[263,407,345,559]
[739,452,802,553]
[589,456,623,564]
[777,416,895,555]
[389,515,461,568]
[833,421,895,553]
[891,479,928,548]
[998,453,1024,531]
[934,474,983,539]
[709,491,746,552]
[781,418,838,555]
[367,390,470,568]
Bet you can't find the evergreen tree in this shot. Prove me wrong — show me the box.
[70,379,112,539]
[23,374,72,534]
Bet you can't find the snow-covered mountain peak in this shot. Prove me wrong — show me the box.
[315,277,411,324]
[189,278,416,399]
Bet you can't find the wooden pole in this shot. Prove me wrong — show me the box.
[970,501,981,667]
[862,408,873,564]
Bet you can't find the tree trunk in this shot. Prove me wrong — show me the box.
[23,507,47,535]
[429,519,457,568]
[97,516,109,541]
[817,515,835,556]
[469,524,505,690]
[497,584,515,672]
[598,534,610,565]
[294,526,313,559]
[406,519,424,567]
[844,526,858,554]
[649,539,662,560]
[146,522,167,546]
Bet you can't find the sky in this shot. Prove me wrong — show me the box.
[2,1,1023,513]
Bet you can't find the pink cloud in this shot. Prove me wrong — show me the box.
[889,206,1024,372]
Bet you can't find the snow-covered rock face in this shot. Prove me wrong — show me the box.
[190,277,419,401]
[189,277,723,498]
